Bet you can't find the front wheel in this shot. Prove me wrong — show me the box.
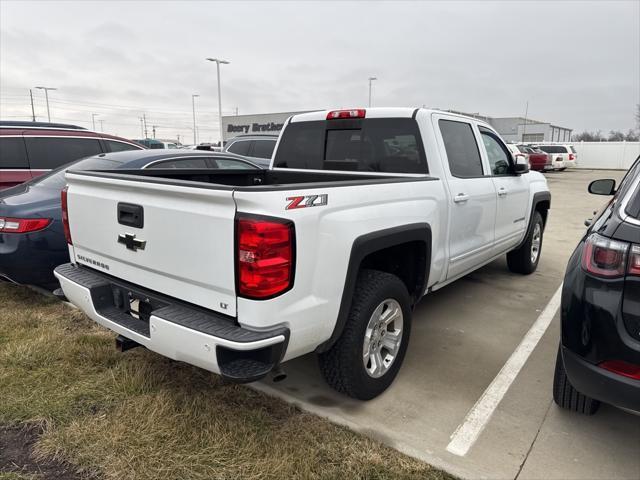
[507,211,544,274]
[318,270,411,400]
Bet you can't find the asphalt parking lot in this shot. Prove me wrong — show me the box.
[256,169,640,480]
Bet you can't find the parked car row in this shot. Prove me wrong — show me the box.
[506,142,578,172]
[0,120,263,288]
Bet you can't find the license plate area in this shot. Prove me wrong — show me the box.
[111,285,168,324]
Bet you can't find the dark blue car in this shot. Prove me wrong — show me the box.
[0,150,260,289]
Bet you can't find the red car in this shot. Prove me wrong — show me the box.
[0,121,143,189]
[509,144,552,172]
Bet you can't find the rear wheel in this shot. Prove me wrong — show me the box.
[553,347,600,415]
[318,270,411,400]
[507,211,544,274]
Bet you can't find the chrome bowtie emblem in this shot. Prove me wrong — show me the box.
[118,233,146,251]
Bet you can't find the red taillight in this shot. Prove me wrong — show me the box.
[326,109,366,120]
[236,216,294,299]
[629,245,640,276]
[600,360,640,380]
[569,153,575,160]
[0,217,51,233]
[61,186,72,245]
[582,233,628,278]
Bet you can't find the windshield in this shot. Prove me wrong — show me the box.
[33,156,129,190]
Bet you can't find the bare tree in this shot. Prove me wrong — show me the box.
[608,130,626,141]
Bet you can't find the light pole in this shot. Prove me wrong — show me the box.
[98,119,105,132]
[92,113,99,131]
[35,86,57,122]
[368,77,377,108]
[206,57,230,147]
[191,94,199,145]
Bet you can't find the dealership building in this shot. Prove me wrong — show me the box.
[222,109,572,144]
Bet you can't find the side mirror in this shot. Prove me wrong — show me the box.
[588,179,616,196]
[514,155,529,174]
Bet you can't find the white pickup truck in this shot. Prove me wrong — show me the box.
[55,108,551,400]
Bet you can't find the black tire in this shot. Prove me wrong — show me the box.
[507,211,544,274]
[318,269,412,400]
[553,347,600,415]
[559,167,567,171]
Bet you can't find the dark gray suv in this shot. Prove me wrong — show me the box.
[223,134,277,167]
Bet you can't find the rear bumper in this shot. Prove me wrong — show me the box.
[562,346,640,413]
[54,263,289,383]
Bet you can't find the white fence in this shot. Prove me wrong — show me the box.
[573,141,640,170]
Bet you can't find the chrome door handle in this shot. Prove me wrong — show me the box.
[497,188,508,197]
[453,193,469,203]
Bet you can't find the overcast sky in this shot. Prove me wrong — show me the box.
[1,0,638,142]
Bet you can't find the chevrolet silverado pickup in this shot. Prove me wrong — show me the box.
[55,108,551,400]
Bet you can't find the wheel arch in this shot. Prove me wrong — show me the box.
[315,223,431,353]
[516,191,551,250]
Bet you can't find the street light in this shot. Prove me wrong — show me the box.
[35,86,57,122]
[368,77,377,108]
[92,113,99,131]
[205,57,230,147]
[191,94,199,145]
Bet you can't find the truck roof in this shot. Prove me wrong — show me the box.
[289,108,491,125]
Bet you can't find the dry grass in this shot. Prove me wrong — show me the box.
[0,283,454,480]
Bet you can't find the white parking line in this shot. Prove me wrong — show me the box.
[446,283,563,457]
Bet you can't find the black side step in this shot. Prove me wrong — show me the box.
[115,335,141,352]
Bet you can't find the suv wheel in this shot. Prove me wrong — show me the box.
[553,347,600,415]
[507,211,544,274]
[318,269,411,400]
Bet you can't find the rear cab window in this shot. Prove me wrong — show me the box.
[273,118,427,174]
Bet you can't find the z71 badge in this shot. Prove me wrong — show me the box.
[286,194,328,210]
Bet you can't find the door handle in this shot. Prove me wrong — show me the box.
[497,187,508,197]
[453,193,469,203]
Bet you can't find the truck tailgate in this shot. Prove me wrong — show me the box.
[65,172,237,316]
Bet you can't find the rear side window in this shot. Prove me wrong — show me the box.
[538,145,567,154]
[0,137,29,168]
[439,120,483,177]
[626,183,640,219]
[106,140,140,152]
[25,137,103,169]
[214,158,258,169]
[273,118,427,174]
[147,157,209,169]
[251,139,276,159]
[227,140,251,156]
[570,146,577,153]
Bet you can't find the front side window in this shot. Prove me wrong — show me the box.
[25,137,103,169]
[438,119,483,177]
[227,140,251,156]
[0,137,29,168]
[480,129,512,175]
